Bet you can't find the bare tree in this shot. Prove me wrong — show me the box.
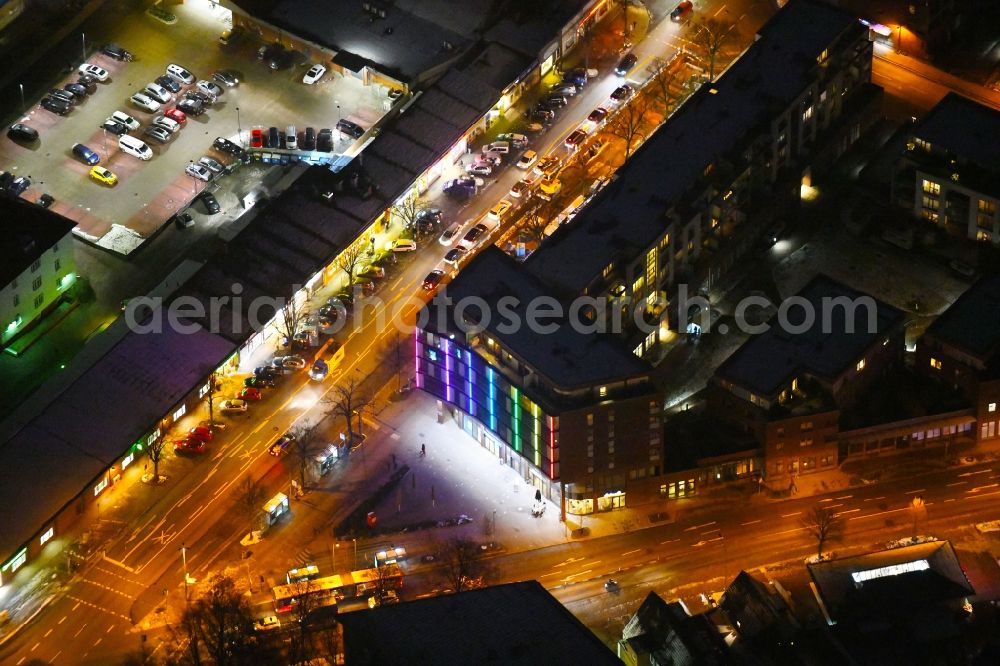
[146,437,166,484]
[647,56,680,116]
[179,574,257,666]
[439,538,485,593]
[693,17,736,83]
[337,244,366,287]
[275,294,308,349]
[381,332,408,393]
[390,195,427,236]
[323,376,370,446]
[289,423,327,490]
[236,477,266,542]
[604,96,649,162]
[802,505,840,558]
[520,201,556,244]
[205,372,219,429]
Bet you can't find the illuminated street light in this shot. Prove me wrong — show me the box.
[180,543,189,605]
[910,495,925,537]
[19,83,25,117]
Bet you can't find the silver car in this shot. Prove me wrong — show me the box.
[198,156,224,174]
[143,125,171,144]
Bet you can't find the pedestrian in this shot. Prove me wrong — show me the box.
[391,453,397,468]
[421,443,426,456]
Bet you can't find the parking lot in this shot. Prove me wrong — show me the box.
[0,1,390,252]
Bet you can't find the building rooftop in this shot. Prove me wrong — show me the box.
[714,275,904,397]
[0,321,234,559]
[622,592,732,664]
[424,246,651,390]
[924,274,1000,363]
[526,0,862,295]
[912,92,1000,171]
[460,42,533,93]
[482,0,589,59]
[267,0,472,83]
[0,197,76,286]
[807,540,973,622]
[339,581,620,666]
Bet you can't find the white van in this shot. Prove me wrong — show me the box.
[118,135,153,161]
[285,125,297,150]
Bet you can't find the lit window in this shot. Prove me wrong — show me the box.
[989,402,997,413]
[602,262,614,278]
[173,405,186,421]
[599,386,607,397]
[930,357,942,370]
[856,359,866,372]
[802,105,814,121]
[914,138,931,152]
[40,527,54,545]
[921,180,940,195]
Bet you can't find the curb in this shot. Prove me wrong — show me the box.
[0,593,57,648]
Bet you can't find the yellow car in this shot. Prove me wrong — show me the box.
[89,166,118,186]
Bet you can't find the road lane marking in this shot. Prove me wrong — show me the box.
[741,520,761,526]
[72,602,80,611]
[58,615,67,624]
[834,495,853,500]
[817,498,833,503]
[904,488,925,495]
[564,569,592,580]
[45,628,53,637]
[848,507,908,521]
[713,4,727,17]
[621,549,641,557]
[780,512,801,518]
[863,496,886,502]
[959,469,991,477]
[833,509,860,517]
[106,624,114,633]
[944,498,956,502]
[684,521,716,531]
[74,622,87,637]
[968,483,999,493]
[17,657,26,665]
[31,642,39,652]
[51,651,61,662]
[947,481,968,486]
[660,538,680,545]
[93,638,102,647]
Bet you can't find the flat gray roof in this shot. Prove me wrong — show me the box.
[526,0,862,295]
[269,0,471,82]
[424,247,651,390]
[0,323,234,559]
[913,92,1000,171]
[0,197,76,287]
[339,581,620,665]
[925,274,1000,361]
[714,275,903,396]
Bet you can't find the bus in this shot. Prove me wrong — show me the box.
[272,563,404,612]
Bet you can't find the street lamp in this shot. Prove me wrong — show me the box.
[235,105,242,146]
[19,83,25,117]
[331,541,339,572]
[180,543,189,605]
[910,495,925,537]
[82,32,87,64]
[188,160,198,196]
[352,537,357,570]
[335,101,341,121]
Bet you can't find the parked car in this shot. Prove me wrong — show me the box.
[213,136,247,160]
[562,67,587,86]
[101,119,128,135]
[78,63,109,81]
[171,211,194,228]
[130,92,160,112]
[110,110,141,130]
[671,0,694,21]
[164,107,187,124]
[466,161,493,176]
[196,80,224,98]
[422,269,445,291]
[530,108,554,123]
[616,52,638,76]
[219,26,245,47]
[185,163,212,181]
[443,177,476,200]
[516,150,538,169]
[177,98,204,116]
[153,115,181,133]
[7,123,38,142]
[189,426,214,441]
[48,89,76,105]
[391,239,417,252]
[317,128,334,152]
[211,70,240,87]
[6,176,30,196]
[166,63,196,85]
[64,82,89,98]
[509,180,532,198]
[89,166,117,186]
[174,438,206,455]
[36,193,54,208]
[250,128,263,148]
[101,43,134,61]
[533,155,562,177]
[552,84,578,97]
[196,191,221,214]
[336,118,365,139]
[496,132,528,148]
[185,89,214,106]
[610,84,634,102]
[269,433,295,456]
[75,76,98,94]
[488,199,513,221]
[198,156,224,174]
[155,75,182,93]
[443,246,467,266]
[145,82,173,104]
[40,97,70,115]
[461,224,488,248]
[303,63,326,84]
[588,107,609,124]
[240,387,263,401]
[439,222,463,245]
[220,399,248,413]
[301,127,316,151]
[72,143,100,165]
[565,129,588,149]
[281,355,307,370]
[545,94,568,108]
[143,125,172,144]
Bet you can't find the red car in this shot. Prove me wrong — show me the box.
[174,438,206,454]
[240,386,263,401]
[189,426,213,441]
[251,128,263,148]
[164,107,187,125]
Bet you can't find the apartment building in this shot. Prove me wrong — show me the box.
[525,0,879,360]
[0,198,76,347]
[892,93,1000,244]
[708,276,905,480]
[416,248,662,515]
